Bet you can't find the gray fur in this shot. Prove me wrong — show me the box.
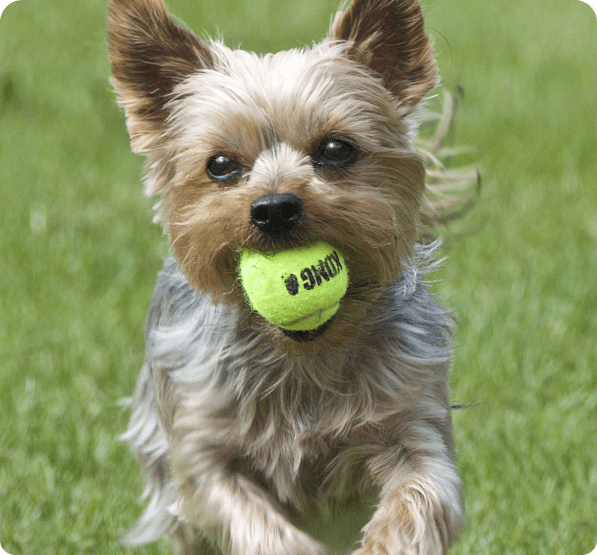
[122,242,463,551]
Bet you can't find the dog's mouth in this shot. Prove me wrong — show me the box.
[279,318,333,342]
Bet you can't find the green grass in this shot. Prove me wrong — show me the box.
[1,0,596,553]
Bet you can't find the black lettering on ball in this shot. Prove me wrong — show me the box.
[330,251,342,272]
[316,260,330,281]
[310,265,323,286]
[284,274,299,296]
[282,251,344,296]
[324,255,336,278]
[301,267,316,290]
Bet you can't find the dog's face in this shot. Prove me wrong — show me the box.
[108,0,437,350]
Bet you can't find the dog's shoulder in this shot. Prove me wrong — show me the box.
[143,257,242,373]
[145,256,202,333]
[380,241,453,361]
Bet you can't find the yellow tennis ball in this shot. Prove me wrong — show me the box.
[237,242,349,331]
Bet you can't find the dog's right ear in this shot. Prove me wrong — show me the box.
[108,0,213,153]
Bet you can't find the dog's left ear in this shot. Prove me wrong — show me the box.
[330,0,437,110]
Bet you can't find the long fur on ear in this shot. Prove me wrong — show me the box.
[330,0,438,110]
[107,0,213,152]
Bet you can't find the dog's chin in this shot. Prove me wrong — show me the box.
[271,309,365,355]
[244,294,374,355]
[279,318,333,343]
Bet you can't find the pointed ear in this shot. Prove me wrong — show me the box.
[330,0,437,110]
[108,0,213,152]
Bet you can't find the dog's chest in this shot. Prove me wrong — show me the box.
[239,395,363,505]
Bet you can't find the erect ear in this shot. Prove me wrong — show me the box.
[330,0,437,110]
[108,0,213,152]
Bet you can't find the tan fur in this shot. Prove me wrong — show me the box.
[108,0,465,552]
[355,478,456,555]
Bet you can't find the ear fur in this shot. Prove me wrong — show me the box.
[107,0,213,152]
[330,0,437,110]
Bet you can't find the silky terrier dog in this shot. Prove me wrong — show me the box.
[108,0,467,553]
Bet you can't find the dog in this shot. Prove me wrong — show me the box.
[108,0,466,553]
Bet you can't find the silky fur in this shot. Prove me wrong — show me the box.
[108,0,465,553]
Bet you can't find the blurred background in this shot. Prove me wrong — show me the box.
[1,0,596,553]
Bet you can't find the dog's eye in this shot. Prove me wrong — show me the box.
[206,155,242,182]
[312,137,359,169]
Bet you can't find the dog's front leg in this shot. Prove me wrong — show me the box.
[353,425,464,555]
[175,466,326,555]
[170,430,326,555]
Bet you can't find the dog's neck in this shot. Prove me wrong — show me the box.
[146,242,450,401]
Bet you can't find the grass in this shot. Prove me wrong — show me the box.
[1,0,596,553]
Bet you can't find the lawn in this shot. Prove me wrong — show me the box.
[1,0,596,554]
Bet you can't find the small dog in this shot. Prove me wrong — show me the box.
[108,0,466,553]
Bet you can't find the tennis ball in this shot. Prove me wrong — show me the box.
[237,242,349,331]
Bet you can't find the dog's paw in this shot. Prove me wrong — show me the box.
[280,527,328,555]
[236,515,327,555]
[351,534,440,555]
[351,541,389,555]
[351,479,456,555]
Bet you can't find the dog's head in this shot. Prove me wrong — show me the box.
[108,0,437,350]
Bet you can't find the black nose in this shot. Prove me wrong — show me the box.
[250,193,302,236]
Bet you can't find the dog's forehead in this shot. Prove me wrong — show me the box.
[170,42,400,156]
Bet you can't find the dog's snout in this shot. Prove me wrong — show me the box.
[250,193,302,236]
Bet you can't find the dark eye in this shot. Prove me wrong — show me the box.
[206,154,242,182]
[312,137,359,169]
